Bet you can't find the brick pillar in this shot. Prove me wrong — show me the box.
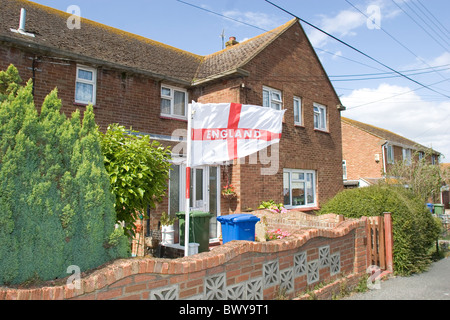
[353,217,369,274]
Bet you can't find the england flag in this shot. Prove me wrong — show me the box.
[190,102,286,167]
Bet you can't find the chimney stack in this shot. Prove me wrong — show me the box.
[225,36,239,48]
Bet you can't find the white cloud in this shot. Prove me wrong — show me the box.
[308,9,365,47]
[341,83,450,161]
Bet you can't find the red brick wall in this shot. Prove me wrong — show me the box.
[342,121,384,181]
[0,214,369,300]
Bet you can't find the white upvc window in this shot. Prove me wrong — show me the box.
[386,145,395,164]
[283,169,317,208]
[263,86,282,110]
[403,148,412,165]
[313,103,327,131]
[160,85,188,119]
[294,96,302,125]
[75,65,97,105]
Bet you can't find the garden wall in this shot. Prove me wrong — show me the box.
[0,213,369,300]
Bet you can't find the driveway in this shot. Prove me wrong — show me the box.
[344,257,450,300]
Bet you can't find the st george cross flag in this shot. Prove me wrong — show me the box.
[190,102,286,167]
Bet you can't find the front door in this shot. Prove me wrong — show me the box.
[169,164,221,242]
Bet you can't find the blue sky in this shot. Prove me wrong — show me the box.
[30,0,450,160]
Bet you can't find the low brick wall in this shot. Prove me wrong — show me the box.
[0,213,369,300]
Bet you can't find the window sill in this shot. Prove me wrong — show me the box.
[289,206,320,212]
[294,124,305,128]
[73,101,97,108]
[314,128,329,134]
[160,115,188,122]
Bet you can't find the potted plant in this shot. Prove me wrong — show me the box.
[221,184,237,199]
[160,212,177,245]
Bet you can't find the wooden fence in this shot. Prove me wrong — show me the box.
[367,213,393,273]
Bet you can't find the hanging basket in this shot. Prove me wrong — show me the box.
[222,192,237,199]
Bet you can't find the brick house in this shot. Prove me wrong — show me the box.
[342,117,441,188]
[1,0,345,244]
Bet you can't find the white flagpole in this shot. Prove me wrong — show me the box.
[184,102,193,257]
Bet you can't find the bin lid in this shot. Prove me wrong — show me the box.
[217,213,260,223]
[176,211,213,218]
[434,204,444,207]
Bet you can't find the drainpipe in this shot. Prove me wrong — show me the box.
[381,141,388,176]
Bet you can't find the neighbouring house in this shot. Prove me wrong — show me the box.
[341,117,441,188]
[1,0,345,246]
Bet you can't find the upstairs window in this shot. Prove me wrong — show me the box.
[293,96,302,125]
[161,85,187,119]
[313,103,327,131]
[75,65,96,105]
[263,86,282,110]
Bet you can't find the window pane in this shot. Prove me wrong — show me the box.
[161,87,171,97]
[78,69,93,81]
[306,173,315,205]
[272,102,281,110]
[283,172,291,206]
[320,109,326,130]
[169,165,180,217]
[173,90,186,116]
[263,90,270,108]
[195,168,203,202]
[292,172,304,180]
[294,99,300,123]
[272,92,281,101]
[291,181,305,206]
[209,167,218,239]
[75,82,93,103]
[160,98,171,115]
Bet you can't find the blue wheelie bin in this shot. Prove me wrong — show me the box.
[217,214,260,244]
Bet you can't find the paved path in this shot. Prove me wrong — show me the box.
[344,257,450,300]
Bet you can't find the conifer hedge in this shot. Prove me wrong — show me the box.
[0,65,129,285]
[319,184,441,276]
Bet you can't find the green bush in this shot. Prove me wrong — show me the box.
[319,185,441,276]
[0,65,129,286]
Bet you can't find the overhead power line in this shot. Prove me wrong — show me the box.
[264,0,450,99]
[345,0,450,83]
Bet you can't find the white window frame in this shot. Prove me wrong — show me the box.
[294,96,302,125]
[402,148,412,165]
[160,85,188,120]
[386,145,395,164]
[283,169,317,209]
[313,103,327,131]
[263,86,282,110]
[75,65,97,105]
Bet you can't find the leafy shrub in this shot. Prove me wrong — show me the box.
[100,124,172,237]
[319,185,441,276]
[0,65,128,286]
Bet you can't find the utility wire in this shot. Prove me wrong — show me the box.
[391,0,450,52]
[264,0,450,99]
[416,0,450,40]
[345,0,450,82]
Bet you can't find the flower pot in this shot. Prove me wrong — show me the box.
[222,193,237,199]
[161,224,175,245]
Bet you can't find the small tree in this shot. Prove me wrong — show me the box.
[100,124,172,237]
[386,148,443,203]
[0,65,128,285]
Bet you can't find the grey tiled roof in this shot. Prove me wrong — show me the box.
[0,0,298,86]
